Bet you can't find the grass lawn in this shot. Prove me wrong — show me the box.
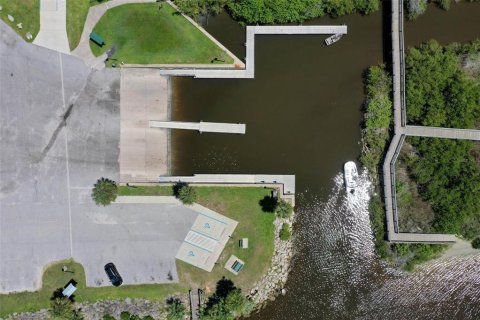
[90,3,233,64]
[0,0,39,42]
[66,0,90,50]
[0,187,275,317]
[118,185,174,196]
[177,187,276,295]
[0,260,186,317]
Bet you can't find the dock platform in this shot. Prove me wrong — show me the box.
[149,121,246,134]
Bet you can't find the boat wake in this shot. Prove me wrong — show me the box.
[261,170,480,320]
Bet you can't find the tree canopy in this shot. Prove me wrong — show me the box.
[360,65,392,180]
[405,40,480,236]
[174,0,379,24]
[91,178,118,206]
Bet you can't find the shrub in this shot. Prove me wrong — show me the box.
[103,315,115,320]
[120,312,131,320]
[177,184,197,205]
[49,297,83,319]
[279,223,291,241]
[275,199,293,219]
[393,243,410,257]
[166,298,186,320]
[92,178,118,206]
[471,237,480,249]
[405,0,427,20]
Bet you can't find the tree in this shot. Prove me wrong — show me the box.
[175,0,379,24]
[224,289,252,318]
[177,184,197,205]
[92,178,118,206]
[202,280,252,319]
[279,223,291,241]
[275,199,293,218]
[166,298,186,320]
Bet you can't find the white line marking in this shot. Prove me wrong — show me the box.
[59,52,74,257]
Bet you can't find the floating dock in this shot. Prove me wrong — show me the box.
[149,121,246,134]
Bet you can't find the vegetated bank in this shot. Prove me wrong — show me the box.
[90,3,233,64]
[362,39,480,271]
[0,186,294,319]
[174,0,380,24]
[405,0,480,20]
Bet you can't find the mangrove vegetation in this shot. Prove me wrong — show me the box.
[174,0,380,24]
[362,39,480,270]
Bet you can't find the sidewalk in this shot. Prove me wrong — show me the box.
[71,0,156,68]
[33,0,70,53]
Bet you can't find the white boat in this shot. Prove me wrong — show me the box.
[325,33,343,46]
[344,161,358,193]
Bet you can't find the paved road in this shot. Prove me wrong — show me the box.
[0,21,196,293]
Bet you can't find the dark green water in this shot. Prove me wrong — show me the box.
[172,3,480,319]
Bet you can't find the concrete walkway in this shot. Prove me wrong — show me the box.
[71,0,243,69]
[33,0,70,53]
[159,174,296,195]
[150,121,246,134]
[72,0,156,68]
[160,25,347,79]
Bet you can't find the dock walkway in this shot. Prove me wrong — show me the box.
[149,121,246,134]
[160,25,347,79]
[384,0,480,243]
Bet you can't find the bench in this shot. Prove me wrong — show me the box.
[89,32,105,46]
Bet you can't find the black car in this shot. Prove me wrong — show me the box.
[104,263,123,286]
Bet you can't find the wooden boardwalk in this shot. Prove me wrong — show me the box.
[383,0,479,243]
[405,126,480,140]
[160,25,347,79]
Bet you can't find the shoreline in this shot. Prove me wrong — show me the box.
[248,214,295,308]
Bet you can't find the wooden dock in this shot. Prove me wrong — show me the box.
[149,121,246,134]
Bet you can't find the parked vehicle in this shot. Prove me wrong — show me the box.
[104,263,123,286]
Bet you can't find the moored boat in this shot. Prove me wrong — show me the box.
[344,161,358,193]
[325,33,343,46]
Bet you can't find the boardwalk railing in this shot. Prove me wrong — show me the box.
[398,1,407,127]
[390,134,405,233]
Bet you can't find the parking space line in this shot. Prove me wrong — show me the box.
[59,52,74,258]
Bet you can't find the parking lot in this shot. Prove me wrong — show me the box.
[0,21,195,293]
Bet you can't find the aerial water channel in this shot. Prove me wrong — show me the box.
[172,3,480,319]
